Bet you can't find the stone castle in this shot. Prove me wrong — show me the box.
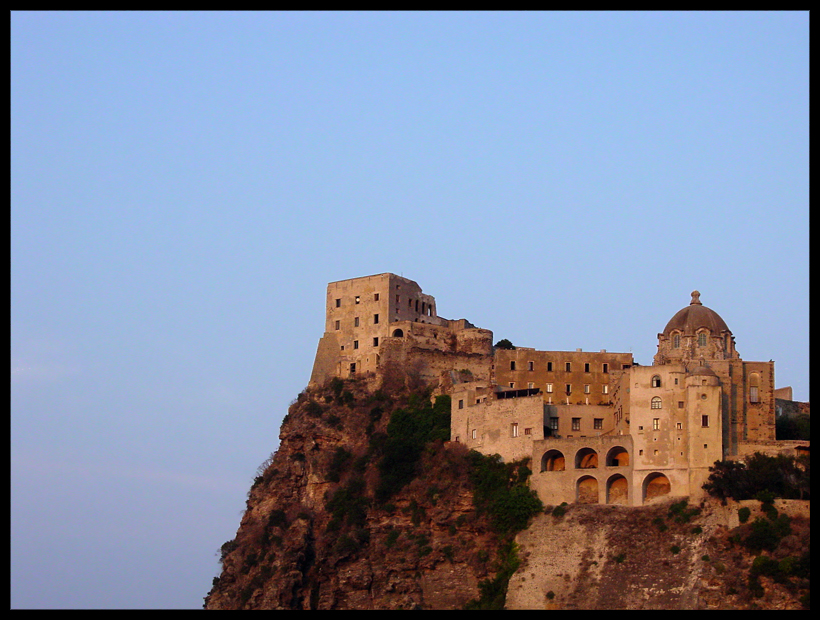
[309,273,807,508]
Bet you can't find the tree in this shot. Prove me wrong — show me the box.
[494,339,515,350]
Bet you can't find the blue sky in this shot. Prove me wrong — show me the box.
[11,11,808,609]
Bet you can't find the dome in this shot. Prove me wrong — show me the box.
[690,364,717,377]
[662,291,730,336]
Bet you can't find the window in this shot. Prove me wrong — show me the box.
[678,401,684,409]
[584,363,590,373]
[672,332,680,348]
[547,362,553,372]
[594,418,603,430]
[546,383,553,393]
[528,382,535,389]
[528,361,534,371]
[374,293,379,301]
[335,320,340,330]
[549,418,559,430]
[565,384,572,395]
[373,337,379,346]
[355,295,360,304]
[471,429,477,439]
[602,363,608,374]
[572,418,581,431]
[676,422,683,430]
[354,317,359,327]
[509,382,515,388]
[702,415,709,427]
[373,313,379,324]
[524,427,532,436]
[651,375,661,388]
[335,298,341,308]
[511,423,519,438]
[458,399,464,410]
[584,384,591,394]
[350,363,356,373]
[510,361,516,371]
[697,331,707,347]
[653,418,660,430]
[602,385,609,394]
[651,396,662,409]
[749,373,761,403]
[566,362,572,372]
[353,340,359,349]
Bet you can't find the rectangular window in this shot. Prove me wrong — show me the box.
[594,418,603,430]
[750,387,760,403]
[510,361,516,371]
[603,363,608,373]
[471,429,477,439]
[565,384,572,395]
[572,418,581,431]
[373,337,379,346]
[511,423,519,438]
[549,418,559,430]
[354,317,359,327]
[524,427,532,436]
[547,362,553,372]
[374,293,379,301]
[584,384,591,394]
[602,385,609,394]
[678,401,684,409]
[509,382,515,388]
[335,298,341,308]
[355,295,360,304]
[676,422,683,430]
[702,415,709,427]
[528,361,534,371]
[584,363,590,373]
[353,340,359,349]
[350,363,356,373]
[528,382,535,389]
[373,314,379,324]
[458,399,464,410]
[653,418,660,430]
[335,320,340,330]
[566,362,572,372]
[546,383,553,393]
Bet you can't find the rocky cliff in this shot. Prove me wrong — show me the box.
[203,377,810,610]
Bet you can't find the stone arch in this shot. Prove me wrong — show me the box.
[392,328,404,338]
[576,475,599,504]
[540,449,565,472]
[575,447,598,469]
[606,474,629,505]
[642,472,671,504]
[605,446,630,467]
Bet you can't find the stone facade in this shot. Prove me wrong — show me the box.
[309,276,806,508]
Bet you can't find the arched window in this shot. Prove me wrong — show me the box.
[651,375,662,388]
[651,396,662,409]
[749,372,760,403]
[672,332,681,349]
[697,331,708,347]
[392,328,404,338]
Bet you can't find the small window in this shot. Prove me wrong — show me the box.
[510,361,516,371]
[701,415,709,427]
[374,293,379,301]
[602,385,609,394]
[355,295,360,305]
[676,422,683,430]
[547,362,553,372]
[353,340,359,349]
[565,384,572,395]
[749,373,761,403]
[350,363,356,373]
[651,375,661,388]
[471,429,477,439]
[509,382,515,388]
[528,382,535,389]
[566,362,571,372]
[584,384,591,394]
[584,363,590,373]
[572,418,581,431]
[335,298,341,308]
[672,333,680,348]
[335,320,340,330]
[546,383,553,393]
[373,337,379,347]
[651,396,662,409]
[354,317,359,327]
[678,401,684,409]
[511,423,519,438]
[593,418,603,430]
[549,418,559,430]
[698,331,707,347]
[528,361,534,371]
[524,427,532,436]
[602,363,608,374]
[653,418,660,430]
[458,399,464,410]
[373,313,379,324]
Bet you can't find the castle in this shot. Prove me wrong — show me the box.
[310,273,807,507]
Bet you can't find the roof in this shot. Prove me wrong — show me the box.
[662,290,731,336]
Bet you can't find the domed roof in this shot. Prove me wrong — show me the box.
[690,364,717,377]
[662,291,730,336]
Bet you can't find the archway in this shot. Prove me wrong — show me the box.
[642,472,671,503]
[575,447,598,469]
[540,449,566,472]
[576,476,599,504]
[605,446,630,467]
[392,328,404,338]
[606,474,629,505]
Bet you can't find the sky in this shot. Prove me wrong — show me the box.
[11,11,809,609]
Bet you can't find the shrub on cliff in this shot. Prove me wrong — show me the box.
[702,453,810,502]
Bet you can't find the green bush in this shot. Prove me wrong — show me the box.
[703,453,810,502]
[737,506,751,523]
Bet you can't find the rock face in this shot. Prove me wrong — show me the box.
[203,377,810,610]
[203,378,504,610]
